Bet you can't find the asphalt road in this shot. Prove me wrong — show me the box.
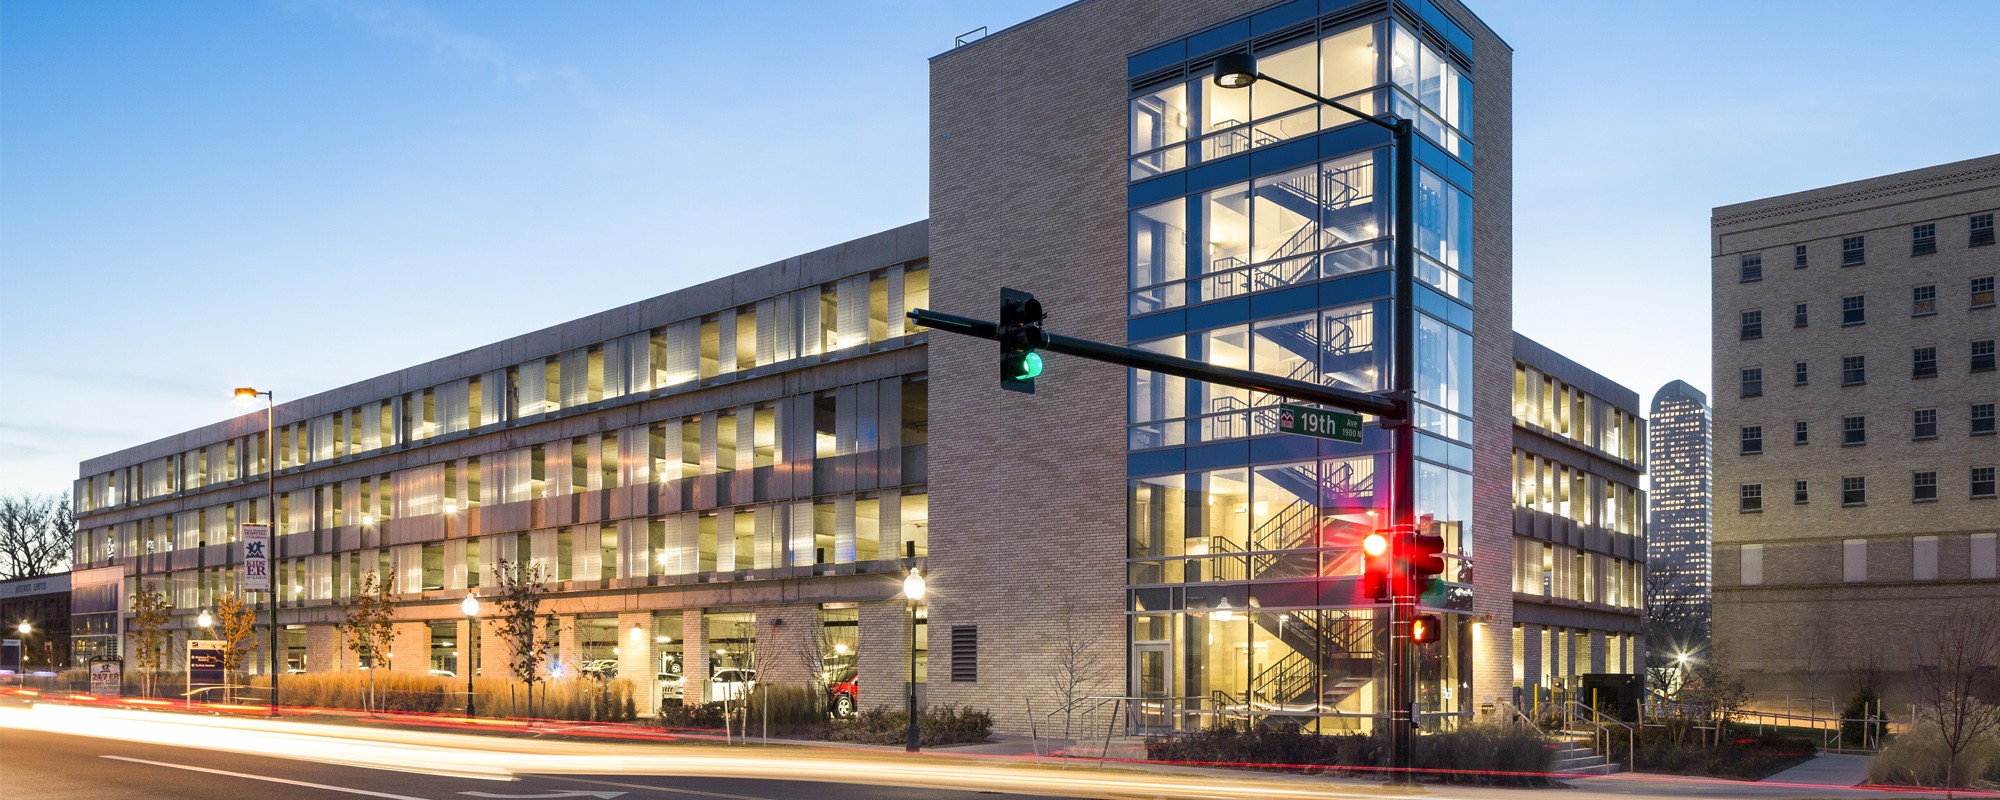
[0,727,1068,800]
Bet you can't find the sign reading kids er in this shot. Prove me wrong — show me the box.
[241,524,271,592]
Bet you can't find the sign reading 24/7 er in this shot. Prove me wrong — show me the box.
[241,523,271,592]
[1277,403,1363,443]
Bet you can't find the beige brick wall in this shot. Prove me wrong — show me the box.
[858,600,914,714]
[1712,154,2000,700]
[389,621,426,674]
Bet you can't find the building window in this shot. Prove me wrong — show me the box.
[1794,243,1809,268]
[1841,295,1866,325]
[1842,235,1866,266]
[1843,538,1867,580]
[1741,543,1764,585]
[1913,285,1936,316]
[1975,276,1996,308]
[1740,310,1762,340]
[1911,223,1937,256]
[1794,303,1809,328]
[1794,361,1809,386]
[1842,476,1867,507]
[1794,479,1809,504]
[1842,355,1866,386]
[1740,368,1763,397]
[1740,425,1763,454]
[1975,403,1997,436]
[1974,467,1997,498]
[1972,213,1995,247]
[1740,254,1762,282]
[1794,420,1809,445]
[1913,347,1938,379]
[1740,483,1763,512]
[1974,339,1996,373]
[1842,415,1867,446]
[1913,535,1939,581]
[1913,471,1938,502]
[1915,408,1939,440]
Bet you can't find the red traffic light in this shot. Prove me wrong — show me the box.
[1361,531,1393,601]
[1411,613,1442,644]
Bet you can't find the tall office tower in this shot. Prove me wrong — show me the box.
[1711,154,1999,704]
[1646,380,1711,633]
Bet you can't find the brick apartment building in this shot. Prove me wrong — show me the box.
[1711,154,2000,705]
[75,0,1647,733]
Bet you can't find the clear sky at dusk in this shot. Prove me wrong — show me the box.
[4,0,1997,495]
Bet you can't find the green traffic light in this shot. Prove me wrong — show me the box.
[1019,351,1043,379]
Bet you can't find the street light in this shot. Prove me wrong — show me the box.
[1213,50,1420,782]
[902,570,926,753]
[17,621,30,635]
[236,386,280,716]
[197,610,214,629]
[461,593,480,718]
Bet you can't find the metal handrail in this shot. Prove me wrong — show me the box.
[1565,700,1634,769]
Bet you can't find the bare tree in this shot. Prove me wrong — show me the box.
[1682,652,1751,746]
[491,559,555,718]
[1042,601,1113,742]
[339,570,397,711]
[1913,602,2000,794]
[0,492,75,580]
[214,590,260,703]
[1792,620,1838,716]
[125,581,173,697]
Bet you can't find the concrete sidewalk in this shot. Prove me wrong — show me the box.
[1759,752,1871,787]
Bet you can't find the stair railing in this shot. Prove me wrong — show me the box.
[1564,699,1634,770]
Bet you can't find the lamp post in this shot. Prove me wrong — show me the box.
[235,387,280,716]
[1213,50,1420,782]
[461,593,480,718]
[197,609,213,629]
[15,621,28,635]
[902,570,926,753]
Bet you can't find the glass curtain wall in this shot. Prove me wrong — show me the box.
[1126,10,1475,733]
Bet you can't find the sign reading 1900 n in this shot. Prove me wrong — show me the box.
[241,523,270,592]
[1277,403,1364,443]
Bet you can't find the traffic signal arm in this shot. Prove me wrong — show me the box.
[908,308,1406,420]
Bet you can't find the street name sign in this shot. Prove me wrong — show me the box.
[241,523,271,592]
[1277,403,1363,443]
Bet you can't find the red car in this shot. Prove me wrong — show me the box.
[830,672,858,718]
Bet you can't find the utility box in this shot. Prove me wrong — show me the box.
[1581,673,1644,722]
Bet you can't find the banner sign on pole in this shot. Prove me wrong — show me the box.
[241,524,271,593]
[90,660,123,696]
[188,639,225,701]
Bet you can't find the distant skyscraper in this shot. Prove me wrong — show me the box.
[1647,380,1712,624]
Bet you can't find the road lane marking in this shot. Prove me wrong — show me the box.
[537,775,778,800]
[460,792,625,799]
[101,755,436,799]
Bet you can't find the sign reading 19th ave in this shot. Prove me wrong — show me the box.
[1278,403,1364,443]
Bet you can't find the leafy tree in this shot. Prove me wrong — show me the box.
[213,590,260,703]
[125,580,173,697]
[491,559,556,717]
[339,570,397,711]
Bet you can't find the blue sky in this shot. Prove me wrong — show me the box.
[3,0,1997,495]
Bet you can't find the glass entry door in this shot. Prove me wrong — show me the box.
[1133,642,1171,732]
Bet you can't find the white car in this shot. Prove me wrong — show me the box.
[709,668,756,701]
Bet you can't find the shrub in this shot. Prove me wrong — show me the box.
[654,701,727,730]
[1145,723,1554,785]
[1841,683,1886,748]
[1613,727,1816,780]
[1869,724,2000,789]
[824,705,994,746]
[247,671,637,721]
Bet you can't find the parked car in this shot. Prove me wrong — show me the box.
[659,670,685,701]
[829,671,858,718]
[581,659,618,680]
[709,668,756,701]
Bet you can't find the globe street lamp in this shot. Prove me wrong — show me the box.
[902,570,927,753]
[197,610,214,629]
[461,593,480,717]
[16,621,29,635]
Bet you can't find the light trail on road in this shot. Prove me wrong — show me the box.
[0,703,1399,800]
